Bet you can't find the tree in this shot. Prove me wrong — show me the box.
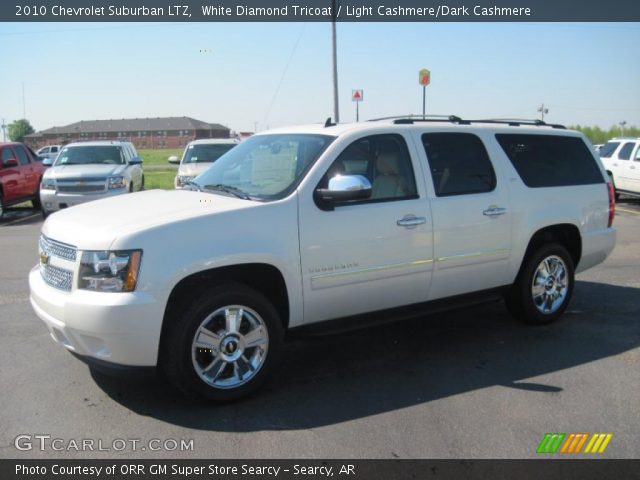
[7,119,35,143]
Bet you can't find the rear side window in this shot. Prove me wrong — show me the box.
[618,142,634,160]
[421,133,496,196]
[599,142,619,158]
[495,134,604,188]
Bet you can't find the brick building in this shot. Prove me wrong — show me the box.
[25,117,230,149]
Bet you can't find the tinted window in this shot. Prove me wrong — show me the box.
[496,134,604,188]
[422,133,495,196]
[55,146,124,165]
[51,147,58,153]
[618,142,634,160]
[1,148,14,163]
[322,134,418,202]
[14,146,30,165]
[183,143,237,164]
[599,142,619,158]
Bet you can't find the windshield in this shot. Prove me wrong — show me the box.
[55,146,124,166]
[193,133,334,200]
[599,142,619,158]
[183,143,237,164]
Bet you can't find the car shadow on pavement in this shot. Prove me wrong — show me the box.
[90,280,640,431]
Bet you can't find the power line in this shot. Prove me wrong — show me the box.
[261,23,306,129]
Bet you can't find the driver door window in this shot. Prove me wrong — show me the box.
[321,134,418,203]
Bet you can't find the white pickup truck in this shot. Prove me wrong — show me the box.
[29,117,616,401]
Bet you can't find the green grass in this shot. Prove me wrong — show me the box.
[144,169,176,190]
[138,148,183,165]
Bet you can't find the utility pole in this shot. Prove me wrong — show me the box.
[537,103,548,121]
[331,0,340,123]
[22,82,26,118]
[1,119,7,141]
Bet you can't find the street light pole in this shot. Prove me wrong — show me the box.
[331,0,340,123]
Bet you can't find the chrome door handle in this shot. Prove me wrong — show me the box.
[483,207,507,217]
[631,165,636,169]
[397,216,426,227]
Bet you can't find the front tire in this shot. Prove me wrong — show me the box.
[506,243,575,325]
[162,283,284,402]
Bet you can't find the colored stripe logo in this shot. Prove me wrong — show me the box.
[537,433,613,454]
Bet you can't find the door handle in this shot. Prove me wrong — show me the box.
[483,206,507,217]
[397,215,426,227]
[630,165,636,170]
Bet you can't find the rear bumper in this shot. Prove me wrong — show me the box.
[576,227,617,274]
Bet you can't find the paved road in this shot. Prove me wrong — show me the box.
[0,198,638,459]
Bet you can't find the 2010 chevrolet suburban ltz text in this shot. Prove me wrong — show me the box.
[29,117,617,401]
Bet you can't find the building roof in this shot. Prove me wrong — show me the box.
[26,117,229,137]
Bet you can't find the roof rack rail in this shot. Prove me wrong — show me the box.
[471,118,566,129]
[369,115,566,129]
[368,114,458,122]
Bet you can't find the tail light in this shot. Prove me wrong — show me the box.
[607,181,615,228]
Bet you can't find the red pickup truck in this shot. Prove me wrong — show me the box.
[0,142,47,220]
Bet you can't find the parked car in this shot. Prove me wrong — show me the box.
[36,145,62,162]
[598,137,640,198]
[29,117,616,401]
[40,141,144,217]
[169,138,240,188]
[0,142,47,219]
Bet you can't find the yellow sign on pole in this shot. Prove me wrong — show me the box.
[419,68,431,86]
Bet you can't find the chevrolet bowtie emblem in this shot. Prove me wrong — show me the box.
[39,252,50,265]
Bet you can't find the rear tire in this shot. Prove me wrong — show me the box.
[162,283,284,402]
[506,243,574,325]
[0,193,4,221]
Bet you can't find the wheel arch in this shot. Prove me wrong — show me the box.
[159,263,290,354]
[520,224,582,274]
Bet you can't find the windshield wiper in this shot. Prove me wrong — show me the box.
[204,184,251,200]
[183,180,203,192]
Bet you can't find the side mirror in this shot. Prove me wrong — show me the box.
[168,155,180,164]
[42,158,53,167]
[315,174,372,209]
[3,158,18,167]
[129,156,143,165]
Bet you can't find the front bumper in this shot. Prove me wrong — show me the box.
[29,265,165,367]
[40,187,128,213]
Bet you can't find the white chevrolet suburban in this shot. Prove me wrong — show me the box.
[29,117,616,401]
[599,137,640,198]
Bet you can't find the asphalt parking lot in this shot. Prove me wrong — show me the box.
[0,198,638,459]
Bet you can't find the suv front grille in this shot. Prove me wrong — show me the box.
[55,177,107,194]
[39,235,77,262]
[40,263,73,291]
[39,235,77,291]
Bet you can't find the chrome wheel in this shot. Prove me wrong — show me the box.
[191,305,269,389]
[531,255,569,314]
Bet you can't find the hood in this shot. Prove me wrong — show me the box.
[44,164,126,179]
[178,163,211,177]
[42,189,253,249]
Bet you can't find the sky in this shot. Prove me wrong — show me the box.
[0,21,639,133]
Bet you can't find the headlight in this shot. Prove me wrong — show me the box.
[41,178,56,190]
[176,175,194,187]
[78,250,142,292]
[108,176,126,189]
